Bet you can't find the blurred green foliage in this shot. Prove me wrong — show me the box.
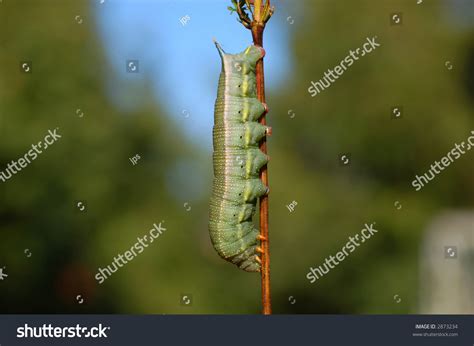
[0,0,472,314]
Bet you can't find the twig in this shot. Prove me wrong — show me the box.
[235,0,274,315]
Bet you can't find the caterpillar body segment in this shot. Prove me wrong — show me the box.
[230,245,261,272]
[209,41,267,272]
[213,123,268,149]
[209,221,258,246]
[209,197,256,224]
[213,148,269,179]
[214,95,266,124]
[212,176,268,204]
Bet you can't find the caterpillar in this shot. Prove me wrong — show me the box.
[209,41,269,273]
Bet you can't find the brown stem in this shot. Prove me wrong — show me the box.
[235,0,273,315]
[252,9,271,315]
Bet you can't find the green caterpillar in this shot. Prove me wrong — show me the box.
[209,41,269,272]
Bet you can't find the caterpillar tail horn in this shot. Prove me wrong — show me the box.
[213,39,226,59]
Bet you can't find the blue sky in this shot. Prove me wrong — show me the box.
[91,0,471,202]
[94,0,293,149]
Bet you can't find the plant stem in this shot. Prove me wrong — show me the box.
[234,0,273,315]
[252,0,271,315]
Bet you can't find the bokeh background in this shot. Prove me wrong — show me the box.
[0,0,473,314]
